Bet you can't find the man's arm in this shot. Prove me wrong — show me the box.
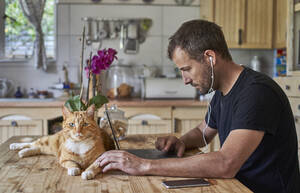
[98,129,264,178]
[148,129,264,178]
[155,120,217,157]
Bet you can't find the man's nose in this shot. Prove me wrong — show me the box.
[182,72,192,85]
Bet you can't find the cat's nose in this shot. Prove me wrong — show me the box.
[75,132,83,137]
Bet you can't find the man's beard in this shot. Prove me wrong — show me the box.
[197,63,213,95]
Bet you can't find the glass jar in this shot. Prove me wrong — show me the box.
[99,104,128,140]
[105,64,135,99]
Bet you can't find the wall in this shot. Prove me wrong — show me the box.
[0,0,275,98]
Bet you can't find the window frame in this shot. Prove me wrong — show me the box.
[0,0,57,65]
[0,0,5,59]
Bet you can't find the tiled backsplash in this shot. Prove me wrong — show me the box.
[0,1,275,98]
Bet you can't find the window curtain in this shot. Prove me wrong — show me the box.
[19,0,47,71]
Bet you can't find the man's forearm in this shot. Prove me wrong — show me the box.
[146,151,232,178]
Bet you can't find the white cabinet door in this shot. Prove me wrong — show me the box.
[0,120,43,144]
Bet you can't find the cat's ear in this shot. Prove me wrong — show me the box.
[62,105,72,119]
[86,104,95,119]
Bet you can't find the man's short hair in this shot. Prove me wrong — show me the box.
[168,19,232,62]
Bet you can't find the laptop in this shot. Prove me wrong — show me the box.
[126,149,178,159]
[104,104,178,160]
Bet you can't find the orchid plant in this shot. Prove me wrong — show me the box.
[65,48,118,112]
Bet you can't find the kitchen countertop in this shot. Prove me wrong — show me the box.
[0,135,252,193]
[0,98,209,108]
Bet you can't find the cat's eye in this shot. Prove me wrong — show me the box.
[69,123,75,127]
[83,123,89,127]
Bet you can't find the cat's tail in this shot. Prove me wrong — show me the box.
[10,142,41,158]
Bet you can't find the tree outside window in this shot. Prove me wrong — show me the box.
[1,0,54,60]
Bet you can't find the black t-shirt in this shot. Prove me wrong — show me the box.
[205,67,300,193]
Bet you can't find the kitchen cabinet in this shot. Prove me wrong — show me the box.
[99,107,173,135]
[0,100,221,152]
[274,0,288,48]
[293,116,300,166]
[212,0,274,49]
[0,120,43,144]
[0,107,62,144]
[274,74,300,166]
[286,0,300,72]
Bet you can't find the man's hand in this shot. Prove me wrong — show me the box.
[96,150,151,175]
[155,136,185,157]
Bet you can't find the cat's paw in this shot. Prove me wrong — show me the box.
[68,168,81,176]
[81,170,95,180]
[10,143,22,150]
[18,147,40,158]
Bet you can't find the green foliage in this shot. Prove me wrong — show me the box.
[88,95,109,109]
[64,95,109,112]
[64,95,87,112]
[4,0,54,56]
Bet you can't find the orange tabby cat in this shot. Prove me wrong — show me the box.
[9,104,115,180]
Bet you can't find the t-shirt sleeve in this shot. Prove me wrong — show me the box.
[205,92,218,129]
[231,84,282,135]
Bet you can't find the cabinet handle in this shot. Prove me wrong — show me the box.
[11,121,18,127]
[285,85,290,90]
[238,29,242,45]
[141,120,148,125]
[298,105,300,110]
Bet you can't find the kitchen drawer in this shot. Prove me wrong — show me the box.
[173,107,207,120]
[98,107,172,120]
[0,120,43,144]
[293,116,300,166]
[288,97,300,116]
[127,119,172,135]
[274,77,300,97]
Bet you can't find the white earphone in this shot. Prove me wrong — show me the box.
[209,56,213,64]
[202,56,214,153]
[208,56,214,94]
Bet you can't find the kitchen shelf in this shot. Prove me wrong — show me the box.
[295,2,300,12]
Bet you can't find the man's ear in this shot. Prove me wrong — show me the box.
[86,104,95,119]
[62,105,72,120]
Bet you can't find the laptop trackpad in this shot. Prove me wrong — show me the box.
[126,149,178,159]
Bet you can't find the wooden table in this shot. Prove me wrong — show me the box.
[0,135,252,193]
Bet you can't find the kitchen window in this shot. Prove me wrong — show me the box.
[0,0,55,61]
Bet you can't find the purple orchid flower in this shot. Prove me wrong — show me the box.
[85,48,118,77]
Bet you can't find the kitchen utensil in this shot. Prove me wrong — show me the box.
[120,23,127,49]
[143,78,196,99]
[124,21,139,54]
[250,55,261,72]
[0,79,14,98]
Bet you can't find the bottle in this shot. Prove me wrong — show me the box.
[28,88,36,99]
[99,104,128,141]
[250,56,261,72]
[14,86,23,98]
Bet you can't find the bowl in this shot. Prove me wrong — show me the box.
[174,0,195,5]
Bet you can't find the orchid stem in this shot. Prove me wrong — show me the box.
[86,52,93,104]
[79,26,85,101]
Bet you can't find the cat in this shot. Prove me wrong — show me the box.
[9,104,115,180]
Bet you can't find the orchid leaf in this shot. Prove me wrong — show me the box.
[88,95,109,110]
[64,95,87,112]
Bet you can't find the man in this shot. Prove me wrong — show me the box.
[97,20,300,193]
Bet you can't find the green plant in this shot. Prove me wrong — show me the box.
[4,0,54,57]
[64,48,118,112]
